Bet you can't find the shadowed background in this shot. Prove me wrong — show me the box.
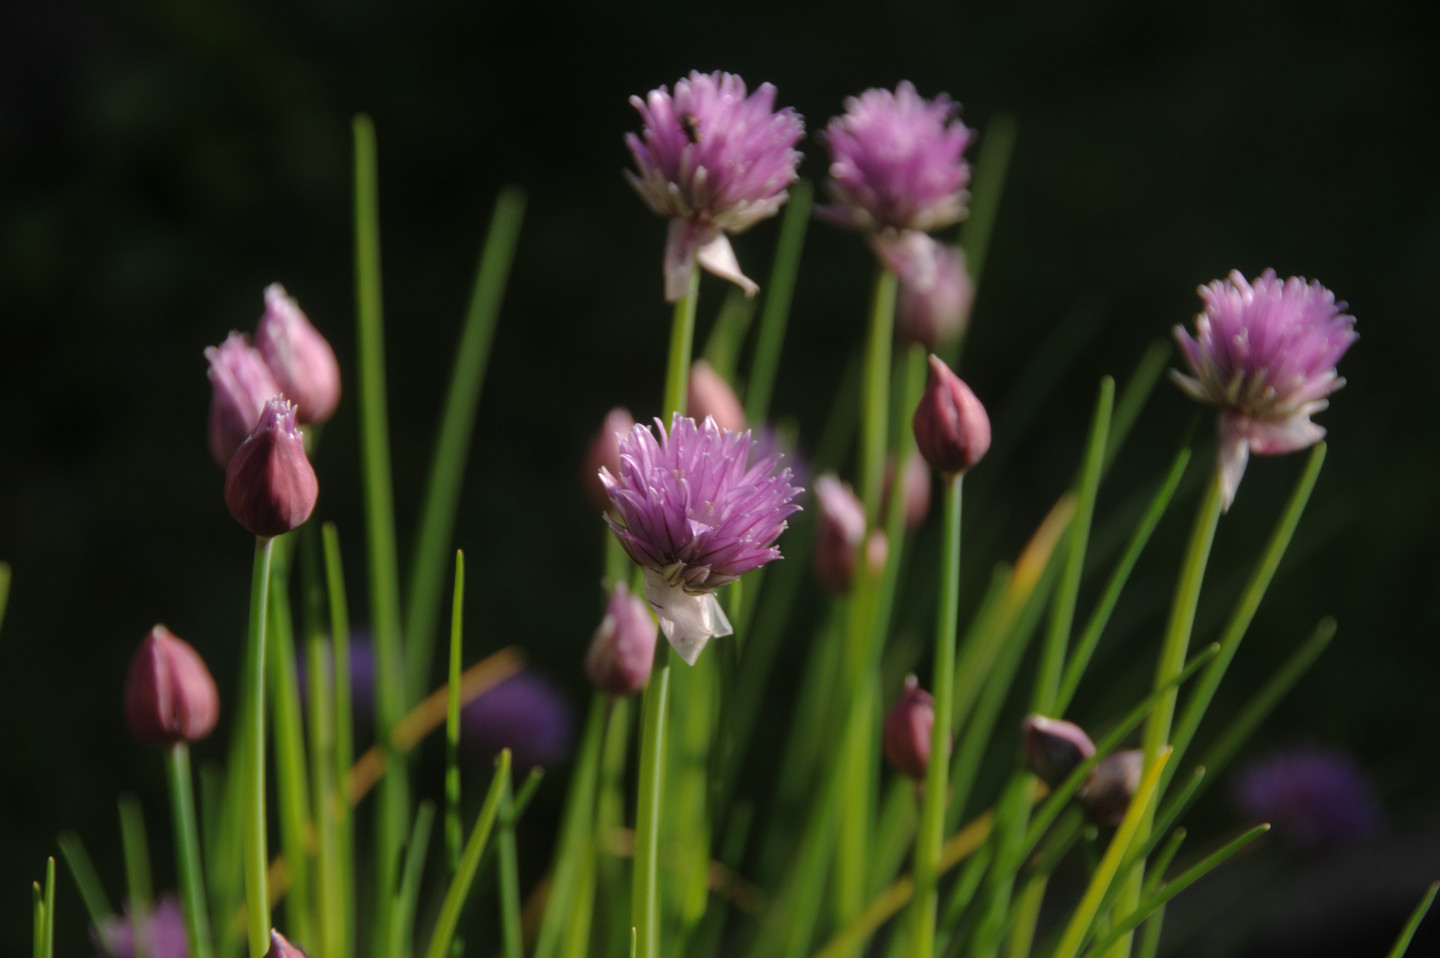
[2,0,1437,954]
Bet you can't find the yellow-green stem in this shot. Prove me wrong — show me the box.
[243,537,275,957]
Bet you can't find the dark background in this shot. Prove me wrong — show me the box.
[2,0,1437,954]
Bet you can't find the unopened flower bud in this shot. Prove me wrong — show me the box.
[813,474,866,593]
[206,332,281,468]
[913,354,990,477]
[882,451,932,531]
[875,232,974,349]
[688,360,746,433]
[584,407,636,511]
[225,397,319,537]
[256,284,342,425]
[884,674,943,781]
[585,582,657,696]
[124,625,220,745]
[1079,749,1144,826]
[1021,714,1096,787]
[264,929,309,957]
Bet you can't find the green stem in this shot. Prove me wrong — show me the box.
[911,475,963,958]
[633,645,674,958]
[242,536,274,957]
[663,267,701,417]
[446,551,465,877]
[320,522,354,958]
[497,774,523,958]
[744,179,812,424]
[859,268,898,523]
[166,745,214,958]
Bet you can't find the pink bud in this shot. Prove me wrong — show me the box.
[584,582,658,696]
[875,232,974,349]
[255,284,342,425]
[224,397,319,537]
[584,407,636,511]
[882,451,932,531]
[1078,749,1144,826]
[913,354,991,477]
[1021,714,1096,787]
[884,674,944,781]
[687,360,746,433]
[205,332,281,468]
[124,625,220,745]
[812,475,866,593]
[264,929,309,957]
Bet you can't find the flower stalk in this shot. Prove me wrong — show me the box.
[242,535,274,958]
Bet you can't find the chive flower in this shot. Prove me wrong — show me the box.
[256,283,341,426]
[224,397,319,538]
[625,70,804,301]
[1172,269,1357,510]
[600,414,802,664]
[205,331,281,468]
[93,894,188,958]
[124,625,220,746]
[819,82,973,234]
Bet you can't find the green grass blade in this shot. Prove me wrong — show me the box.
[497,774,524,958]
[422,751,511,958]
[446,551,465,878]
[744,178,811,424]
[1103,340,1171,470]
[404,188,525,702]
[118,794,153,958]
[390,802,436,958]
[33,881,43,958]
[702,289,757,383]
[42,857,56,958]
[1386,881,1439,958]
[58,831,113,930]
[957,112,1017,300]
[320,521,355,958]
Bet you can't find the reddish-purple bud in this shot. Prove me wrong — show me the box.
[812,474,866,593]
[256,284,342,425]
[884,674,944,781]
[1078,749,1144,825]
[205,331,281,468]
[1021,714,1096,788]
[913,354,990,477]
[882,451,932,532]
[688,360,747,433]
[875,232,974,349]
[585,582,657,696]
[224,397,319,537]
[584,407,636,511]
[264,929,309,957]
[124,625,220,745]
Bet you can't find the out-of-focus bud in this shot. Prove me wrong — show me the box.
[584,407,636,511]
[913,354,990,477]
[224,397,319,538]
[882,451,932,531]
[462,671,575,770]
[884,674,943,781]
[124,625,220,746]
[875,231,974,349]
[1078,749,1144,826]
[255,284,342,426]
[813,474,866,593]
[865,529,889,580]
[1021,714,1096,788]
[205,331,281,468]
[585,582,657,696]
[688,360,746,433]
[264,929,309,957]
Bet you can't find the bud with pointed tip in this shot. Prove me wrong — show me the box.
[913,354,990,477]
[585,582,658,697]
[255,284,342,425]
[264,929,308,957]
[688,360,747,433]
[225,397,319,537]
[884,674,945,781]
[1021,714,1096,788]
[206,331,281,468]
[584,407,636,511]
[1078,749,1144,825]
[125,625,220,745]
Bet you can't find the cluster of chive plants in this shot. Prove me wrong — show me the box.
[31,67,1437,958]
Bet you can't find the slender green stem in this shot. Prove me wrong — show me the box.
[320,522,354,958]
[242,536,274,957]
[391,804,435,958]
[166,745,214,958]
[57,832,113,931]
[633,645,674,958]
[498,773,524,958]
[744,179,812,424]
[404,189,526,702]
[663,267,701,417]
[535,696,607,958]
[32,882,43,958]
[957,112,1017,295]
[42,857,56,958]
[859,267,898,523]
[423,752,511,958]
[306,629,342,958]
[1386,881,1440,958]
[119,794,152,958]
[911,475,963,958]
[446,551,465,876]
[353,113,410,949]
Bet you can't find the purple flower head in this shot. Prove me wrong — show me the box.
[819,82,973,234]
[93,894,188,958]
[205,331,281,468]
[461,671,575,770]
[626,70,804,301]
[1172,270,1357,511]
[1233,745,1380,851]
[600,414,803,664]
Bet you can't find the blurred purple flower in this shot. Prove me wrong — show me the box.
[461,671,575,770]
[819,82,973,234]
[1233,745,1380,850]
[93,894,188,958]
[600,414,803,664]
[625,70,804,301]
[1172,270,1357,511]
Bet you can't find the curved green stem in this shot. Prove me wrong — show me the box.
[243,536,275,957]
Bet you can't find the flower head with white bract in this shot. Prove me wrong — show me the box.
[1172,269,1357,510]
[600,414,802,664]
